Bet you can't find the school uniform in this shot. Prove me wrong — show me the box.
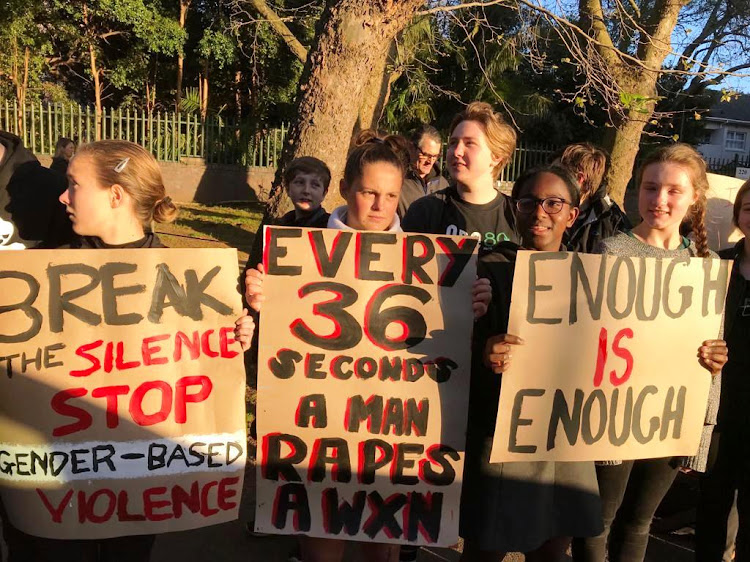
[697,239,750,562]
[460,242,603,553]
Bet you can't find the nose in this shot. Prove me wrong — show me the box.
[655,188,668,205]
[452,142,464,158]
[534,201,549,219]
[372,194,383,210]
[59,189,70,206]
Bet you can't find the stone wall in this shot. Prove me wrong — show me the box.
[37,155,275,205]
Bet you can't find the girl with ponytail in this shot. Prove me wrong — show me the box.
[1,140,255,562]
[572,143,728,562]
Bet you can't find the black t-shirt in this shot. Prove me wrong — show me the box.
[725,278,750,380]
[401,185,518,253]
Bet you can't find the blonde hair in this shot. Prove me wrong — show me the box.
[76,140,178,225]
[638,143,709,257]
[558,143,608,199]
[449,101,517,180]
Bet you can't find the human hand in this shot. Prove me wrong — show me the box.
[472,277,492,320]
[244,263,265,313]
[234,308,255,351]
[698,339,728,376]
[484,333,525,374]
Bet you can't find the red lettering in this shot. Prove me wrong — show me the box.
[115,341,141,370]
[593,327,608,387]
[219,327,240,359]
[174,331,200,362]
[171,481,200,518]
[175,376,213,424]
[217,476,240,510]
[70,340,103,377]
[200,481,219,517]
[85,489,117,524]
[117,490,146,521]
[144,486,173,521]
[91,385,130,428]
[142,334,170,366]
[611,328,635,386]
[36,488,73,523]
[51,388,92,437]
[201,330,219,358]
[130,381,172,426]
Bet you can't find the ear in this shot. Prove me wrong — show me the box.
[566,206,580,228]
[339,178,349,199]
[110,184,126,209]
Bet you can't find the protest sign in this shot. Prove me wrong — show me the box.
[706,173,744,251]
[0,249,247,539]
[255,226,478,546]
[491,251,729,463]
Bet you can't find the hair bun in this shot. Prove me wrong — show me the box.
[153,196,178,224]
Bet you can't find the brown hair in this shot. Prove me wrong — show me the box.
[448,101,517,180]
[76,140,178,225]
[54,137,75,158]
[343,130,413,187]
[733,179,750,227]
[557,143,608,200]
[638,143,710,257]
[283,156,331,190]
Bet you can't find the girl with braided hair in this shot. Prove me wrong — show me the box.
[572,143,728,562]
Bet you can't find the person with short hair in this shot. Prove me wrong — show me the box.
[554,142,630,253]
[245,156,331,278]
[402,102,519,250]
[397,124,449,218]
[460,166,603,562]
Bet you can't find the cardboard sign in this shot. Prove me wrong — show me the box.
[706,172,744,251]
[491,251,729,463]
[0,249,247,539]
[255,227,477,546]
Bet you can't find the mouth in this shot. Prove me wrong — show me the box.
[648,209,669,217]
[528,224,551,235]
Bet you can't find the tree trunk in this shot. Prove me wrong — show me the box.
[89,43,103,140]
[175,0,190,112]
[265,0,424,218]
[200,62,209,122]
[354,39,397,135]
[603,114,650,209]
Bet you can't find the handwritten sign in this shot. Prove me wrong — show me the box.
[255,227,477,546]
[707,172,744,250]
[0,249,247,539]
[491,251,729,463]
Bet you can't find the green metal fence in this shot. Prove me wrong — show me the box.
[0,99,288,167]
[1,99,560,174]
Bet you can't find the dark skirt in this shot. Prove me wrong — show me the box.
[459,433,603,553]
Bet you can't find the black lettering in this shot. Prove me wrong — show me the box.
[362,492,406,539]
[268,349,303,379]
[296,394,328,429]
[357,233,396,281]
[265,228,303,276]
[404,491,442,543]
[436,237,479,287]
[569,253,605,324]
[345,395,383,433]
[635,257,662,321]
[659,386,686,441]
[663,257,693,319]
[309,230,352,278]
[310,438,351,483]
[100,263,145,325]
[403,236,435,285]
[581,389,607,444]
[0,271,42,343]
[322,488,366,536]
[606,257,636,319]
[272,482,310,531]
[264,433,306,481]
[547,389,583,450]
[703,259,730,317]
[360,439,393,484]
[47,264,101,332]
[528,253,565,324]
[632,385,659,444]
[509,389,545,453]
[608,387,633,446]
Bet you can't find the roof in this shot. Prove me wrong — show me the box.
[708,94,750,123]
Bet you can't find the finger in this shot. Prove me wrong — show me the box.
[702,339,725,347]
[502,334,525,345]
[257,263,265,274]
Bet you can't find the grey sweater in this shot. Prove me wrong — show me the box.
[595,232,721,472]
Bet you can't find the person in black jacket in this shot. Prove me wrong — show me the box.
[555,143,630,253]
[696,180,750,562]
[397,124,449,218]
[50,137,76,177]
[245,156,331,277]
[1,139,255,562]
[0,130,73,249]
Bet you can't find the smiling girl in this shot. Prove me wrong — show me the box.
[572,143,728,562]
[461,166,603,562]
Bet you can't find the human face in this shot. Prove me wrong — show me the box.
[737,190,750,239]
[638,162,697,234]
[416,138,441,178]
[341,162,402,231]
[516,172,579,251]
[60,154,115,236]
[63,142,76,160]
[287,172,327,215]
[447,120,501,188]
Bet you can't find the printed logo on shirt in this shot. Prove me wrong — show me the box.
[0,217,26,250]
[445,224,510,249]
[741,298,750,317]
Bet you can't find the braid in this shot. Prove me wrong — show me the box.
[691,192,710,257]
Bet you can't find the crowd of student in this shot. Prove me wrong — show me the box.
[0,98,748,562]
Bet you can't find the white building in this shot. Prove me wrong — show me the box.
[697,96,750,162]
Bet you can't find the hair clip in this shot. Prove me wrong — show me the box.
[114,157,130,173]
